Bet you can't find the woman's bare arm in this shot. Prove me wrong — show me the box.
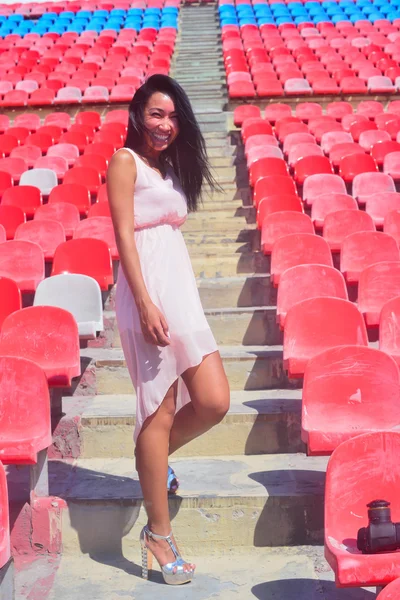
[107,149,170,346]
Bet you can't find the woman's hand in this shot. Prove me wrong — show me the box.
[139,302,171,347]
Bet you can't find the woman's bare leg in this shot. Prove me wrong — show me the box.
[168,352,230,456]
[136,381,193,571]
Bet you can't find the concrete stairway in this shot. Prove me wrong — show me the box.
[13,6,372,600]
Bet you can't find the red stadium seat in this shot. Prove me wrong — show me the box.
[320,131,353,154]
[34,156,68,180]
[294,155,334,185]
[84,142,115,161]
[323,209,375,252]
[371,140,400,167]
[365,192,400,228]
[261,211,313,255]
[0,240,44,292]
[48,183,91,217]
[1,185,41,218]
[384,151,400,181]
[10,144,42,169]
[254,176,297,208]
[311,193,357,229]
[247,145,283,165]
[384,209,400,246]
[353,172,396,204]
[302,173,346,206]
[0,276,21,329]
[264,103,292,123]
[283,297,368,378]
[0,205,25,240]
[1,90,28,107]
[74,216,118,260]
[34,202,79,240]
[295,102,323,122]
[242,118,273,143]
[257,194,303,229]
[44,112,71,131]
[52,239,113,291]
[325,432,400,587]
[74,154,107,180]
[350,119,378,143]
[288,143,323,169]
[339,153,378,183]
[0,134,18,157]
[87,202,111,218]
[326,101,353,120]
[25,132,53,154]
[377,578,400,599]
[234,104,261,126]
[59,131,87,154]
[277,264,347,329]
[0,171,12,199]
[271,233,333,287]
[0,356,51,465]
[47,143,79,167]
[359,261,400,327]
[341,231,400,283]
[28,88,56,106]
[359,129,391,152]
[97,183,108,204]
[357,100,384,119]
[330,142,365,169]
[0,306,80,387]
[249,157,288,187]
[282,132,316,156]
[15,220,65,261]
[63,166,101,197]
[302,347,400,456]
[380,296,400,365]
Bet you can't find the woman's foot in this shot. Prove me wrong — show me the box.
[142,525,195,579]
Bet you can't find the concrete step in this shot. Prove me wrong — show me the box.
[197,275,276,308]
[76,346,301,396]
[20,453,326,554]
[189,253,268,277]
[61,389,303,459]
[181,218,255,234]
[32,546,354,600]
[108,306,282,348]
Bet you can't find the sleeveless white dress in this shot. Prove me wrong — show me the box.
[115,148,218,442]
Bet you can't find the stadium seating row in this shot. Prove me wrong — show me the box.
[221,3,400,96]
[0,1,179,17]
[0,27,176,105]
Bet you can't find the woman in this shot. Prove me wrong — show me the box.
[107,74,230,586]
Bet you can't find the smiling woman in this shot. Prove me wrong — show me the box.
[106,75,230,587]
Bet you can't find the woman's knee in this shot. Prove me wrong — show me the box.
[198,387,230,425]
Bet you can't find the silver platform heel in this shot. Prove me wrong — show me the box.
[139,525,195,585]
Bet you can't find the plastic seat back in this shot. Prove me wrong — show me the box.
[257,194,303,229]
[271,233,333,286]
[0,306,80,388]
[341,231,400,283]
[48,183,91,217]
[242,118,273,143]
[19,168,58,195]
[234,104,261,126]
[320,131,353,154]
[1,185,42,218]
[52,238,113,291]
[63,166,102,196]
[311,193,357,229]
[34,273,103,339]
[359,261,400,327]
[277,264,348,329]
[325,432,400,587]
[339,153,378,182]
[73,216,118,260]
[378,578,400,599]
[0,240,44,292]
[303,173,346,206]
[0,356,51,465]
[353,172,395,204]
[284,297,368,378]
[261,211,314,255]
[365,192,400,228]
[249,157,288,187]
[384,151,400,180]
[0,276,21,329]
[380,296,400,365]
[254,176,297,208]
[0,205,25,240]
[323,209,375,252]
[288,143,323,169]
[15,220,65,261]
[303,348,400,455]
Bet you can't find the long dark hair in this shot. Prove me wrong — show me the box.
[124,74,217,212]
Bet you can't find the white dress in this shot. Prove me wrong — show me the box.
[115,148,218,442]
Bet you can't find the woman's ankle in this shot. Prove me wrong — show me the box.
[147,521,172,538]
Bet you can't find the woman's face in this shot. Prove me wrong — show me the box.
[143,91,179,153]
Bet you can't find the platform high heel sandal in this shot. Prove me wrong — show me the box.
[167,465,179,494]
[140,525,195,585]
